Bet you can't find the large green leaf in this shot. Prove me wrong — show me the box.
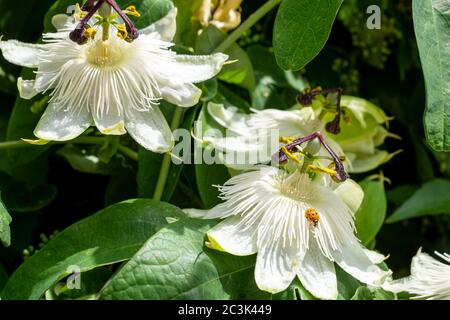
[273,0,343,71]
[100,218,260,299]
[1,199,185,300]
[387,179,450,223]
[0,195,12,247]
[413,0,450,151]
[355,180,387,245]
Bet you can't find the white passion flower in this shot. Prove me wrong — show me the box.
[186,166,391,299]
[0,0,228,153]
[383,249,450,300]
[201,102,347,171]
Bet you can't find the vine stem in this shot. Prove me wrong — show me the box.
[213,0,282,53]
[152,108,185,201]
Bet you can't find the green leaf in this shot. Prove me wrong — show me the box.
[336,264,361,300]
[104,168,138,206]
[123,0,174,29]
[1,199,185,300]
[171,0,203,47]
[0,264,8,291]
[1,182,57,213]
[273,0,343,71]
[372,288,396,300]
[351,286,373,300]
[355,180,387,245]
[0,195,12,247]
[196,25,256,91]
[100,218,260,299]
[45,267,113,300]
[247,45,303,110]
[56,144,123,176]
[387,179,450,223]
[413,0,450,151]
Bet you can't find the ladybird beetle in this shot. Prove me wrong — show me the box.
[305,208,320,227]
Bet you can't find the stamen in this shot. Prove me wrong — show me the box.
[273,131,348,182]
[105,0,139,41]
[307,164,337,176]
[116,24,128,40]
[124,5,141,17]
[84,26,97,39]
[281,147,302,164]
[279,136,295,144]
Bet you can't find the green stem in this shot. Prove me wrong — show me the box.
[152,108,185,201]
[118,144,139,161]
[213,0,282,53]
[0,140,29,149]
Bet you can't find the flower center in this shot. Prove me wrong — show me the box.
[86,40,125,68]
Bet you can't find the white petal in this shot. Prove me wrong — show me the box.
[298,239,338,300]
[51,14,70,30]
[125,107,174,153]
[92,110,126,136]
[364,249,387,264]
[0,39,42,68]
[207,103,251,135]
[140,7,178,41]
[164,53,229,83]
[207,215,258,256]
[254,241,298,294]
[17,78,39,99]
[334,179,364,213]
[333,242,392,286]
[34,103,92,141]
[159,79,202,107]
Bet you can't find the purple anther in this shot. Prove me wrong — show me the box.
[70,0,105,44]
